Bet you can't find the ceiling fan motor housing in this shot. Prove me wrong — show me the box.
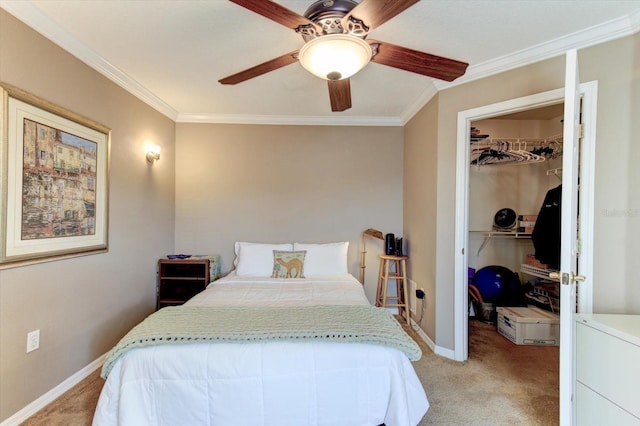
[302,0,366,41]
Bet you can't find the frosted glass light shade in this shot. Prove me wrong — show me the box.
[298,34,372,81]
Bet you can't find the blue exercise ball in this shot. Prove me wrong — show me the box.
[473,265,517,304]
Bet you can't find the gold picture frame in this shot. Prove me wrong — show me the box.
[0,82,110,267]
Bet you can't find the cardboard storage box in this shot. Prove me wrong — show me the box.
[496,306,560,346]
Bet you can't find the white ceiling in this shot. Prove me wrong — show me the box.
[2,0,640,125]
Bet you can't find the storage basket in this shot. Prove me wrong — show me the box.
[472,301,496,324]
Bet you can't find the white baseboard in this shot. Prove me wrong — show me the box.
[410,319,457,361]
[433,344,456,360]
[410,319,435,351]
[1,353,106,426]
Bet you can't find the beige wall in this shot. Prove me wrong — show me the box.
[1,5,638,422]
[404,94,439,338]
[174,123,404,303]
[405,33,640,351]
[579,34,640,312]
[0,10,176,421]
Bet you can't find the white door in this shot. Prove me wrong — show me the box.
[454,47,597,423]
[558,48,582,426]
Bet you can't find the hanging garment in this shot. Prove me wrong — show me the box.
[531,184,562,270]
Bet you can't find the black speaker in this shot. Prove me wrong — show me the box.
[395,237,403,256]
[385,233,395,255]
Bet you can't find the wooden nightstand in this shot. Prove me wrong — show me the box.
[156,257,217,310]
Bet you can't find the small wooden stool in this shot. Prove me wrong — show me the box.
[375,255,410,324]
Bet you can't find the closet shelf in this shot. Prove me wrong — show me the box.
[470,134,563,166]
[520,263,560,282]
[470,231,532,255]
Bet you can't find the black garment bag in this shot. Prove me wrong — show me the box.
[531,184,562,270]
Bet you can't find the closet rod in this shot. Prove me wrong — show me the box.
[470,134,563,166]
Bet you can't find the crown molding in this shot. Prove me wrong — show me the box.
[399,83,438,125]
[630,7,640,29]
[431,10,640,93]
[0,0,179,121]
[3,1,638,126]
[176,113,403,126]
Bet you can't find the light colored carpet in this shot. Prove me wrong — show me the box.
[416,319,559,425]
[22,319,558,425]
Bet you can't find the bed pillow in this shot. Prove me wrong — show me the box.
[235,242,293,276]
[293,242,349,276]
[271,250,306,278]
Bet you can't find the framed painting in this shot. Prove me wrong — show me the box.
[0,83,110,267]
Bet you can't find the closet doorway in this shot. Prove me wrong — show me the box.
[468,103,564,329]
[453,82,597,363]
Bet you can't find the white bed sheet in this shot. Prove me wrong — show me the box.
[188,271,371,308]
[93,273,429,426]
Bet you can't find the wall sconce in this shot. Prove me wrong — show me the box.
[146,145,161,163]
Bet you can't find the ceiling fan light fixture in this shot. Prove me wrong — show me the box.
[298,34,372,81]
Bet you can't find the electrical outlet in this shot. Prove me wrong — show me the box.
[26,329,40,353]
[408,279,417,315]
[415,289,425,299]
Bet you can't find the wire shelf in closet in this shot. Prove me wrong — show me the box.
[470,134,563,166]
[520,263,560,282]
[470,230,533,255]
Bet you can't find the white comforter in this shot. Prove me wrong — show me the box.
[93,273,428,426]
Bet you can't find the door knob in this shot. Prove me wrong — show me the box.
[548,271,586,285]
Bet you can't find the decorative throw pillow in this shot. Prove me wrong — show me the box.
[271,250,306,279]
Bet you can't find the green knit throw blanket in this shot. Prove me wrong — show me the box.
[101,305,421,378]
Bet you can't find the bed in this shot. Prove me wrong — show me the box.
[93,242,429,425]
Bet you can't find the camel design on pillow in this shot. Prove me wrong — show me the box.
[275,257,304,278]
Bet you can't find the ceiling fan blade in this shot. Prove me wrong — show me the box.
[328,79,352,112]
[230,0,322,33]
[342,0,419,32]
[219,50,299,85]
[369,40,468,82]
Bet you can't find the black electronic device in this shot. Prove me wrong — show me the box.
[385,233,395,255]
[395,237,403,256]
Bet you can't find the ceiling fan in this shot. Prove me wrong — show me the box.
[219,0,469,112]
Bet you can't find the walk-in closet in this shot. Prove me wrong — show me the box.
[467,103,564,348]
